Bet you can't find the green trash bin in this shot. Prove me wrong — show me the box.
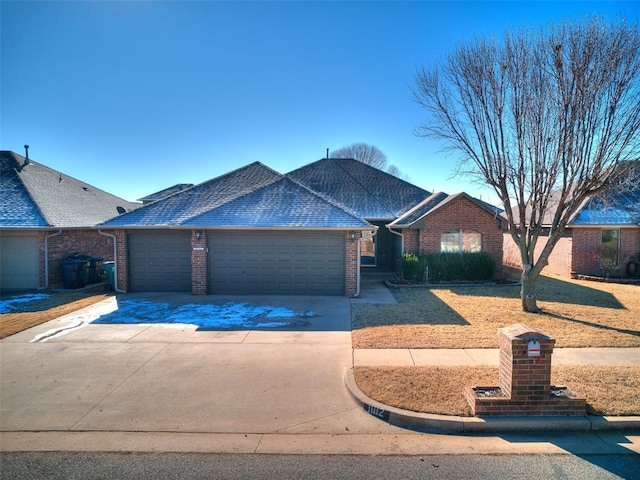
[103,261,115,289]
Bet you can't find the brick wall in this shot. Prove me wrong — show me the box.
[191,230,207,295]
[503,230,573,277]
[43,229,115,287]
[572,227,640,277]
[345,231,360,296]
[414,196,504,279]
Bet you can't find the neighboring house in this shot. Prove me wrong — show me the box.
[100,157,505,296]
[0,150,139,292]
[138,183,194,205]
[503,161,640,279]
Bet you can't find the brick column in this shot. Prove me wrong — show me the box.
[191,230,207,295]
[114,229,127,292]
[499,324,555,402]
[345,230,360,297]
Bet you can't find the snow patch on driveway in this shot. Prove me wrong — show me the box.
[92,299,316,329]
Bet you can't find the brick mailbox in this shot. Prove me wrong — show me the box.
[465,324,587,416]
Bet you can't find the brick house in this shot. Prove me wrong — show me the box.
[388,192,506,278]
[0,150,139,292]
[503,161,640,279]
[3,151,505,296]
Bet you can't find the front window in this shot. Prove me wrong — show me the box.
[601,229,620,267]
[441,229,482,253]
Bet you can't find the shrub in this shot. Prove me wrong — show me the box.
[402,252,495,283]
[401,252,428,283]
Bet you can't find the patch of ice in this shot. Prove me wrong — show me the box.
[0,293,51,314]
[92,299,315,330]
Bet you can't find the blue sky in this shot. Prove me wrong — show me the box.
[1,1,637,204]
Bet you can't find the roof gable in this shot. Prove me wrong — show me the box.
[184,177,372,228]
[389,192,504,228]
[101,162,282,226]
[1,151,139,228]
[287,158,431,219]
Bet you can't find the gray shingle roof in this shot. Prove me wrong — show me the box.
[388,192,451,227]
[184,177,372,228]
[389,191,503,228]
[138,183,194,203]
[0,151,139,228]
[102,162,283,227]
[287,158,431,219]
[571,174,640,226]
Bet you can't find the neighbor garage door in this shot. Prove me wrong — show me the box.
[208,231,345,295]
[0,232,39,292]
[128,231,191,292]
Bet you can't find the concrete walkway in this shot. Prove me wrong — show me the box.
[354,347,640,367]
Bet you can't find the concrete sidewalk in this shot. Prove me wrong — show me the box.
[353,347,640,367]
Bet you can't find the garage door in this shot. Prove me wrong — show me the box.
[0,232,39,292]
[128,231,191,292]
[208,232,345,295]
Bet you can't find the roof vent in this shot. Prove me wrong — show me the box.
[24,145,30,165]
[116,206,126,215]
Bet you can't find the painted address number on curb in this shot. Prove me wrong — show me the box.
[365,403,389,421]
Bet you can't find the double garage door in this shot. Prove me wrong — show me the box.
[128,231,345,295]
[208,232,345,295]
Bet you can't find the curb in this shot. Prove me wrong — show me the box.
[344,368,640,434]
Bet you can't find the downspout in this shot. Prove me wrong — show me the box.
[387,225,404,275]
[353,232,362,297]
[43,229,62,289]
[98,230,126,293]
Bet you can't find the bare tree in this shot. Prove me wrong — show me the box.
[331,142,406,178]
[413,17,640,312]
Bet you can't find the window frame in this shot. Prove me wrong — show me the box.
[440,229,482,253]
[601,228,620,267]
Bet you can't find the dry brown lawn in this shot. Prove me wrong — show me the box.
[354,365,640,417]
[353,273,640,417]
[353,273,640,349]
[0,292,110,339]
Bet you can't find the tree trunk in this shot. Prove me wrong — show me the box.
[520,268,540,313]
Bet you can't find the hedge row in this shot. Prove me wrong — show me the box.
[402,252,495,283]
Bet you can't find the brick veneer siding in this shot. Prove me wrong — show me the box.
[504,226,640,279]
[112,229,127,291]
[42,229,115,288]
[572,227,640,277]
[412,197,504,279]
[502,230,573,277]
[191,230,207,295]
[346,231,360,296]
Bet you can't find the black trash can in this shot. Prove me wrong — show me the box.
[67,254,104,284]
[87,256,103,284]
[62,258,89,289]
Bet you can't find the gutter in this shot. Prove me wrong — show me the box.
[43,229,62,289]
[98,230,126,293]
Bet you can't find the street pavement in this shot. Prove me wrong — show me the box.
[0,277,639,456]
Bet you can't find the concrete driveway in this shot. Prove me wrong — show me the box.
[0,291,398,438]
